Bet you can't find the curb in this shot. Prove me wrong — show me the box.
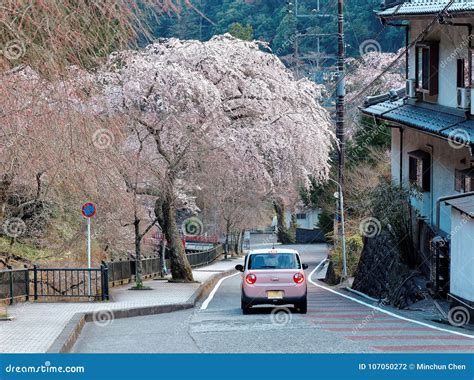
[344,286,385,303]
[186,269,235,306]
[47,269,236,353]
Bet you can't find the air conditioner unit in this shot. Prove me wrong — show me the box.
[457,87,471,110]
[406,79,416,98]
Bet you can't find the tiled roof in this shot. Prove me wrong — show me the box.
[443,120,474,145]
[361,99,474,145]
[379,0,474,17]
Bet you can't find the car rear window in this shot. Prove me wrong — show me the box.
[248,253,301,269]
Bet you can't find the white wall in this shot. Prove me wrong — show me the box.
[450,209,474,302]
[408,20,471,108]
[391,127,471,234]
[296,209,320,230]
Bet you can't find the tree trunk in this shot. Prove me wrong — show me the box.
[236,230,243,255]
[0,171,14,220]
[224,220,230,259]
[240,229,246,254]
[273,199,295,244]
[133,218,143,287]
[154,190,194,282]
[232,232,238,255]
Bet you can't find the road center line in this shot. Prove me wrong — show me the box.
[308,265,474,339]
[200,272,240,310]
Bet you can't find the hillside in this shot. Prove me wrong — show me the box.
[149,0,404,57]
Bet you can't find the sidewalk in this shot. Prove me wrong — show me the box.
[0,256,243,353]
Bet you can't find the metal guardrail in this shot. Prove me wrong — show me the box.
[249,227,275,234]
[0,244,223,303]
[0,266,29,303]
[0,264,109,303]
[107,259,132,283]
[32,265,109,301]
[187,245,223,268]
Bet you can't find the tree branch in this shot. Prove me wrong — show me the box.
[135,118,172,165]
[138,217,161,240]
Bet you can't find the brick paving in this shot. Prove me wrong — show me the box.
[0,257,241,353]
[304,287,474,353]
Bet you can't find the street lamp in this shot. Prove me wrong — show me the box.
[327,177,347,280]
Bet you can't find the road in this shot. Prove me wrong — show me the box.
[73,234,474,353]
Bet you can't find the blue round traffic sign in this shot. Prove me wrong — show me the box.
[81,202,96,218]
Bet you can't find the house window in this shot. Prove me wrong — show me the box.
[415,42,439,95]
[455,168,474,192]
[457,59,469,88]
[296,213,307,220]
[408,150,431,192]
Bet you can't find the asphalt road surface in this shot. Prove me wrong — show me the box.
[73,234,474,353]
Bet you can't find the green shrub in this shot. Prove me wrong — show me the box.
[330,233,363,279]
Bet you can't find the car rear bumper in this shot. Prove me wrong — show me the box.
[242,290,307,306]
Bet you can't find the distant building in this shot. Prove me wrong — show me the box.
[271,207,321,230]
[362,0,474,312]
[269,207,325,243]
[294,209,321,230]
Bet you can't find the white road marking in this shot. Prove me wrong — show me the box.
[308,265,474,339]
[200,272,240,310]
[312,258,328,274]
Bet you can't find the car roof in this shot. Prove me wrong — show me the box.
[248,248,299,255]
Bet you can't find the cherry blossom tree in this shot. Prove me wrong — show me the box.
[345,50,406,133]
[346,50,406,97]
[96,35,333,280]
[0,66,133,267]
[196,152,269,257]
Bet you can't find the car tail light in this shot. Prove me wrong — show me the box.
[293,273,304,284]
[245,273,257,285]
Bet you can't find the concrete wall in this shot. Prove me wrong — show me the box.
[450,209,474,302]
[296,209,320,230]
[391,127,471,235]
[408,19,471,108]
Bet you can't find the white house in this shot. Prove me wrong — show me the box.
[294,208,321,230]
[362,0,474,312]
[271,208,321,230]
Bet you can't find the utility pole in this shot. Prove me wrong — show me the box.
[328,178,347,279]
[336,0,346,279]
[290,1,336,107]
[336,0,345,192]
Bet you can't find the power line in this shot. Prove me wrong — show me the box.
[339,0,456,112]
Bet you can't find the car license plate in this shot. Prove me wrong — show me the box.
[267,291,283,299]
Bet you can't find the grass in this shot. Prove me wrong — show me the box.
[0,237,51,263]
